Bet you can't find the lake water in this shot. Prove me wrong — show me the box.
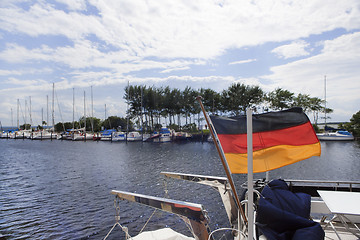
[1,139,360,239]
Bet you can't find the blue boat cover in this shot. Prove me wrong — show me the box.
[256,179,324,240]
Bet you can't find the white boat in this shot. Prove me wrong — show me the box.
[72,129,93,141]
[317,130,354,141]
[32,130,57,140]
[99,130,115,141]
[58,131,73,140]
[127,131,142,141]
[0,131,11,138]
[111,131,126,141]
[9,130,31,139]
[152,128,172,143]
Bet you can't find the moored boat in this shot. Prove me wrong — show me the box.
[173,131,192,141]
[72,129,93,141]
[111,131,126,141]
[316,130,354,141]
[127,131,142,141]
[152,128,172,143]
[99,129,116,141]
[32,130,57,140]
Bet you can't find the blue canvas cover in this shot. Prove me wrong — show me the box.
[256,179,324,240]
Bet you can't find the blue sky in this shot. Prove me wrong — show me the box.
[0,0,359,127]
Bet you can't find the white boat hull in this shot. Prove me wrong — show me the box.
[317,131,354,141]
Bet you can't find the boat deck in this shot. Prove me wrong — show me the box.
[322,222,359,240]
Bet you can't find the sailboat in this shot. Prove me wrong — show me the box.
[316,76,354,141]
[73,91,94,141]
[105,101,360,240]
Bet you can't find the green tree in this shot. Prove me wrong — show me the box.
[308,97,325,124]
[81,117,101,132]
[221,83,264,115]
[181,86,197,124]
[266,88,294,110]
[342,111,360,137]
[20,123,31,130]
[199,88,221,114]
[102,116,129,131]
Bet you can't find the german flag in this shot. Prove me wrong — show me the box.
[210,107,321,174]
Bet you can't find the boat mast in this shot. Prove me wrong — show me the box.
[72,88,75,130]
[141,85,143,137]
[46,95,49,128]
[84,90,86,132]
[41,108,43,127]
[52,83,55,131]
[29,96,32,128]
[126,81,129,135]
[11,108,13,128]
[17,99,19,129]
[91,86,94,133]
[24,99,27,128]
[324,75,327,129]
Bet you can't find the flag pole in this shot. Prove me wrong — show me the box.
[247,108,254,240]
[196,96,247,224]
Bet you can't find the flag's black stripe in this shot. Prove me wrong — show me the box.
[210,107,310,134]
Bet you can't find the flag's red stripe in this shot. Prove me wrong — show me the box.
[218,122,318,154]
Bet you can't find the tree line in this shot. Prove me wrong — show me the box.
[43,82,360,137]
[123,83,333,132]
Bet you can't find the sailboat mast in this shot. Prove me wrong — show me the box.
[52,83,55,130]
[17,99,19,129]
[29,96,32,127]
[91,86,94,132]
[11,108,13,128]
[324,75,327,128]
[104,103,107,122]
[84,91,86,132]
[126,81,129,134]
[24,99,27,128]
[47,95,49,128]
[72,88,75,130]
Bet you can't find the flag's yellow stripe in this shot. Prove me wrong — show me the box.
[224,142,321,174]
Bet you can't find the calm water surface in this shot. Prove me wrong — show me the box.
[1,139,360,239]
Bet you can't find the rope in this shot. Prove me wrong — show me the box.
[207,228,247,240]
[103,197,132,240]
[105,179,199,239]
[138,178,170,234]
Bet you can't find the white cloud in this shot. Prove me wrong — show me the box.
[263,32,360,121]
[55,0,87,11]
[160,67,190,73]
[229,59,257,65]
[1,0,360,124]
[1,0,359,60]
[0,69,22,76]
[5,77,47,86]
[0,68,53,76]
[272,40,310,59]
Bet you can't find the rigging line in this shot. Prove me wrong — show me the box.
[18,101,27,126]
[55,90,65,131]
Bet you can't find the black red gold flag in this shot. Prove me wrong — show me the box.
[210,107,321,173]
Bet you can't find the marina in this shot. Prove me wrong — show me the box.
[1,1,359,239]
[1,138,360,239]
